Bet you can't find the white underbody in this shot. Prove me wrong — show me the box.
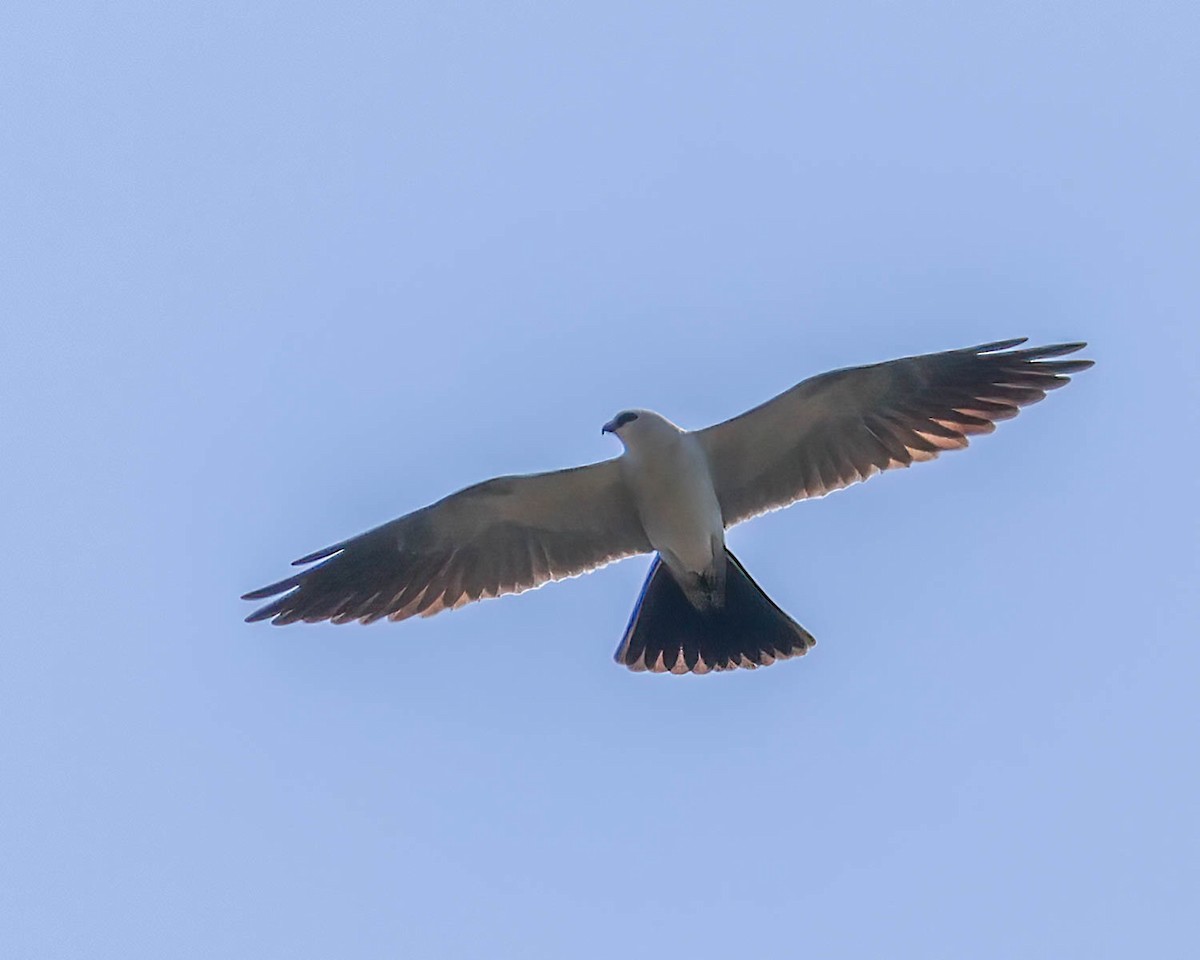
[618,427,726,585]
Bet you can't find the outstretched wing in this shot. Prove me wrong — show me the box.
[697,338,1093,526]
[243,459,650,625]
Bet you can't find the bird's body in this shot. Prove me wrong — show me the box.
[243,338,1093,674]
[614,413,726,606]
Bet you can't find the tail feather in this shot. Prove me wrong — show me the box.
[614,550,815,675]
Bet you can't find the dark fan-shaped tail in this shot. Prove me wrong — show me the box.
[614,550,815,674]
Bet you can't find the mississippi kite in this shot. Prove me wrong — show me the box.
[243,338,1092,674]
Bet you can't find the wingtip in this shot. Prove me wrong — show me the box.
[243,607,278,623]
[1038,340,1088,356]
[975,337,1028,353]
[241,580,295,601]
[291,546,340,566]
[978,339,1092,362]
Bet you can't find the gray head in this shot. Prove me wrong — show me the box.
[601,408,681,449]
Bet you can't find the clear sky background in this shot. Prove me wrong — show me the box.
[3,2,1197,957]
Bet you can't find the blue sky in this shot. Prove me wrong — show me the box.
[3,1,1198,957]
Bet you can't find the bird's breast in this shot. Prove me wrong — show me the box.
[622,435,724,577]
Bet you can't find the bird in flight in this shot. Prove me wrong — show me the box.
[244,338,1092,674]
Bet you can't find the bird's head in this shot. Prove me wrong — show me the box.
[601,409,680,450]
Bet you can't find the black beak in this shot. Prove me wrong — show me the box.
[601,419,617,435]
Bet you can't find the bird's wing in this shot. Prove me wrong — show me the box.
[242,458,650,625]
[697,338,1093,526]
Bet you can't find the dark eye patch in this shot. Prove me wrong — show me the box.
[613,411,639,428]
